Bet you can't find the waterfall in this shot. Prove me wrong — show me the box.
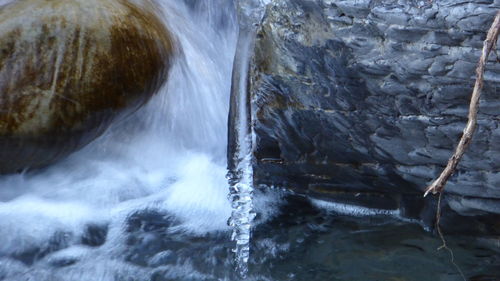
[0,0,248,279]
[227,0,268,277]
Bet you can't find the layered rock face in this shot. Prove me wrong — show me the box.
[0,0,173,173]
[249,0,500,230]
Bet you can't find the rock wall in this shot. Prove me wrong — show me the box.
[248,0,500,229]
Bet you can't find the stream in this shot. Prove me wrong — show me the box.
[0,0,498,280]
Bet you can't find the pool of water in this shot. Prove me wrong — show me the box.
[1,191,498,281]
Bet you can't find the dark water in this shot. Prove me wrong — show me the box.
[144,194,500,281]
[0,191,499,281]
[248,195,500,281]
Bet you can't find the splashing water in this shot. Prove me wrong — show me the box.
[0,0,255,279]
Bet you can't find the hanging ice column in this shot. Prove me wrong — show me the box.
[227,0,268,278]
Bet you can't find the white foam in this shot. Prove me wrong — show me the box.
[162,153,232,233]
[310,198,401,217]
[0,196,105,255]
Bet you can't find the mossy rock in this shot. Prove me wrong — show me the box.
[0,0,174,173]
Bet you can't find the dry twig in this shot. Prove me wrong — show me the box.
[424,11,500,197]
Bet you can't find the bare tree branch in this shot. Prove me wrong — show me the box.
[424,11,500,197]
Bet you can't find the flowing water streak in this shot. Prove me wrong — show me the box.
[227,0,268,277]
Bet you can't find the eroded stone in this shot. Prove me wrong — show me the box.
[247,0,500,230]
[0,0,174,173]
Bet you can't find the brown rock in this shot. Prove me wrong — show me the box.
[0,0,174,173]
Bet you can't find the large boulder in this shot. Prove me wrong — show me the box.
[246,0,500,233]
[0,0,173,173]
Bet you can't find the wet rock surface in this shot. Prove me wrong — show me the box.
[0,0,173,173]
[248,0,500,226]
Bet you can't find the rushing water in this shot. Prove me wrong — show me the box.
[0,0,248,279]
[0,1,499,281]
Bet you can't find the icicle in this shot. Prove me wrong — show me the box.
[227,0,268,278]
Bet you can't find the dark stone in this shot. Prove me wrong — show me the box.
[245,0,500,232]
[81,223,108,247]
